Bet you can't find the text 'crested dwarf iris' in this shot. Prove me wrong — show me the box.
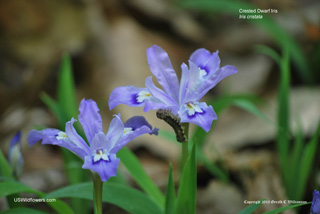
[27,99,158,181]
[109,45,237,134]
[311,190,320,214]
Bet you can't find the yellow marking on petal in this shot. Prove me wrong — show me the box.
[96,149,104,155]
[137,91,152,103]
[123,127,133,136]
[186,102,203,116]
[93,149,109,162]
[56,131,69,140]
[187,103,194,109]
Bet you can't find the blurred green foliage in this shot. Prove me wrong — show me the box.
[179,0,314,84]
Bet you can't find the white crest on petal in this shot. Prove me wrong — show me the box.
[56,131,77,146]
[136,90,152,103]
[186,102,203,116]
[93,149,109,162]
[199,67,207,77]
[56,131,69,140]
[123,127,133,136]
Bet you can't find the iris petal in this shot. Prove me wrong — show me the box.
[179,62,202,104]
[189,48,220,76]
[106,114,124,149]
[65,118,91,155]
[124,116,158,134]
[110,126,153,153]
[79,99,103,143]
[109,86,150,110]
[110,116,158,154]
[145,76,177,106]
[193,62,238,101]
[82,154,120,182]
[27,129,88,159]
[147,45,180,102]
[27,129,59,146]
[90,132,109,153]
[143,100,169,112]
[178,102,217,132]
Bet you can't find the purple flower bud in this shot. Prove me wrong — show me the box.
[9,131,23,178]
[311,190,320,214]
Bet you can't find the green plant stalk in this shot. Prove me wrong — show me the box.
[181,123,190,171]
[175,140,197,214]
[93,173,103,214]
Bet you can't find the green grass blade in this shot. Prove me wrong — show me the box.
[256,16,311,83]
[254,45,280,64]
[238,199,265,214]
[277,47,290,187]
[175,141,196,214]
[197,150,229,183]
[46,182,163,214]
[264,202,311,214]
[287,121,304,198]
[295,122,320,200]
[0,152,22,210]
[0,150,13,178]
[0,208,49,214]
[232,99,272,124]
[117,147,165,206]
[0,181,42,197]
[165,164,176,214]
[0,181,74,214]
[40,92,65,128]
[209,94,264,117]
[57,53,78,121]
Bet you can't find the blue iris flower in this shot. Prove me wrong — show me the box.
[27,99,158,181]
[311,190,320,214]
[109,45,237,132]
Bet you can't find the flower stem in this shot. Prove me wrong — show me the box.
[181,123,189,171]
[93,173,103,214]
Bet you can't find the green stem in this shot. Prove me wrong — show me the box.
[181,123,190,172]
[93,173,103,214]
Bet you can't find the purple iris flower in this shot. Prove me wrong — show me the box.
[27,99,158,182]
[311,190,320,214]
[9,131,24,177]
[109,45,237,132]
